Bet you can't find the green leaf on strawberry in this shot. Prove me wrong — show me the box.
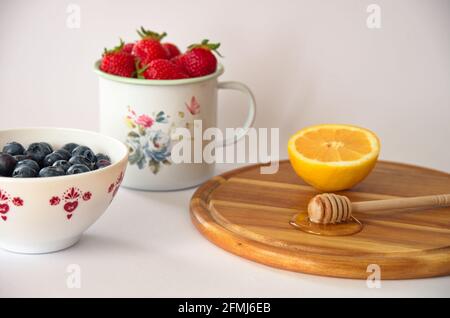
[188,39,223,57]
[137,26,167,41]
[103,39,125,56]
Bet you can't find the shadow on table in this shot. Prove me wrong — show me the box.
[70,233,147,254]
[119,186,196,213]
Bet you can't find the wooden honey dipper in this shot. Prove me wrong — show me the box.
[307,193,450,224]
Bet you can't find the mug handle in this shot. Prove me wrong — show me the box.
[217,81,257,147]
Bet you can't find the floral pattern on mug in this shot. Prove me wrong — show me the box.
[125,106,172,174]
[135,114,154,128]
[125,108,171,174]
[124,97,200,175]
[185,96,200,115]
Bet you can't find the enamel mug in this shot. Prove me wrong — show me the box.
[94,63,256,191]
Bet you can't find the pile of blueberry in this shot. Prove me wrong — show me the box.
[0,142,111,178]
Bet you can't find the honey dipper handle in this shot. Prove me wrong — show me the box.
[351,194,450,213]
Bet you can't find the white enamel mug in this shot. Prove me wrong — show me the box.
[94,63,256,191]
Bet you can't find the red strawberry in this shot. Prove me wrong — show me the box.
[100,40,136,78]
[181,39,221,77]
[122,42,135,54]
[171,55,188,74]
[139,59,188,80]
[163,43,181,59]
[132,27,168,66]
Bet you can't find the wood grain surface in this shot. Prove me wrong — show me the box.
[190,160,450,279]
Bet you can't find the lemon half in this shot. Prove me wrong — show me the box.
[288,124,380,191]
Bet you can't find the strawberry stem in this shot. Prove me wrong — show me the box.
[103,38,125,56]
[136,26,167,41]
[135,59,149,79]
[188,39,223,57]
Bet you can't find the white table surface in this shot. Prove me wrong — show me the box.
[0,163,448,298]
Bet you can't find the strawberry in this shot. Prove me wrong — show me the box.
[138,59,188,80]
[122,42,135,54]
[132,27,168,66]
[181,39,221,77]
[162,43,181,59]
[171,55,188,74]
[100,40,136,78]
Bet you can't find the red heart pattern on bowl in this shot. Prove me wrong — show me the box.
[49,187,92,220]
[108,171,124,200]
[0,203,9,214]
[0,185,100,222]
[0,189,24,221]
[64,201,78,213]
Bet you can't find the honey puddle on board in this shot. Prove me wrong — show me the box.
[290,212,363,236]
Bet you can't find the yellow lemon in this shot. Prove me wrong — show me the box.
[288,124,380,191]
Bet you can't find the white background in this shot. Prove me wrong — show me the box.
[0,0,449,297]
[0,0,449,171]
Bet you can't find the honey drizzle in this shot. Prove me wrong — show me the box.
[289,212,363,236]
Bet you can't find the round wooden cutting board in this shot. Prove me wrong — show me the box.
[190,160,450,280]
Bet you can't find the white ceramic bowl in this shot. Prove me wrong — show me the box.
[0,128,128,254]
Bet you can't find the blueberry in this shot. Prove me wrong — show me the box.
[54,148,71,160]
[25,143,52,164]
[13,154,30,162]
[17,159,40,172]
[72,146,96,162]
[95,159,111,169]
[40,142,53,154]
[38,166,65,178]
[0,154,18,177]
[53,160,71,172]
[43,152,64,167]
[67,164,91,175]
[95,153,110,162]
[12,165,37,178]
[2,142,25,156]
[69,155,94,168]
[62,143,79,153]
